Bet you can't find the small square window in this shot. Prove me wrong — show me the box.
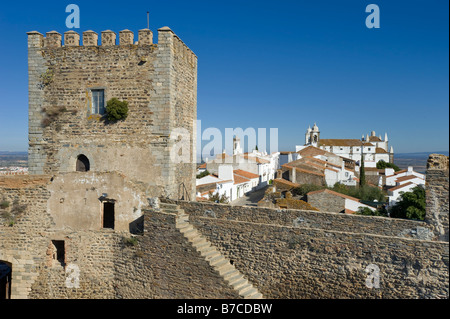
[91,89,105,114]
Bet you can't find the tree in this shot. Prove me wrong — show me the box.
[356,206,387,217]
[359,155,366,187]
[105,98,128,122]
[376,160,400,172]
[207,191,229,204]
[196,170,210,179]
[389,186,426,220]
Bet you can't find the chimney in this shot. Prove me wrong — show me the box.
[218,165,234,182]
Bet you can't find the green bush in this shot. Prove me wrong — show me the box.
[123,236,139,246]
[356,206,387,217]
[376,160,401,172]
[291,183,386,203]
[292,184,326,198]
[0,200,10,209]
[208,191,229,204]
[196,170,210,179]
[390,186,426,220]
[105,98,128,122]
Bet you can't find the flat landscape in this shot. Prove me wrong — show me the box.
[394,151,449,174]
[0,151,28,168]
[1,151,448,174]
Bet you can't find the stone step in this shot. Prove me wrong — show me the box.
[242,287,258,298]
[232,278,249,290]
[161,204,178,209]
[207,254,225,263]
[227,272,244,285]
[191,236,206,246]
[177,223,193,232]
[183,229,198,239]
[203,250,220,260]
[174,212,264,299]
[211,258,228,269]
[217,264,235,276]
[197,243,214,254]
[245,291,263,299]
[222,269,240,281]
[193,239,210,249]
[238,284,254,296]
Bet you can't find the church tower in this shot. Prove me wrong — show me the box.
[305,126,312,145]
[304,123,320,147]
[233,136,243,155]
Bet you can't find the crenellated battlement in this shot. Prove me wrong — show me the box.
[26,28,197,61]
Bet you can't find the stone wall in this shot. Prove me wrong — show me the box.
[307,190,346,213]
[425,154,449,241]
[0,176,53,298]
[114,210,239,299]
[175,200,435,240]
[1,177,239,298]
[189,215,448,298]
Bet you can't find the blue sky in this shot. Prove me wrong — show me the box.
[0,0,448,155]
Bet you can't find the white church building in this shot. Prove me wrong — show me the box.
[298,123,394,168]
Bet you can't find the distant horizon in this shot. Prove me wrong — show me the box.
[1,150,448,155]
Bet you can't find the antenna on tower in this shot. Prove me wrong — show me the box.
[147,11,149,29]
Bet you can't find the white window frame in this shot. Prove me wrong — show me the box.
[89,88,106,115]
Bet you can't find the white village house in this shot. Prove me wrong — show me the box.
[386,166,426,207]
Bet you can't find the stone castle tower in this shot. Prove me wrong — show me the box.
[27,27,197,200]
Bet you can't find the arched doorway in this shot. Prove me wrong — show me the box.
[76,154,90,172]
[0,261,12,299]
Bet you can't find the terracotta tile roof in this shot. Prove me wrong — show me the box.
[273,178,300,188]
[233,169,259,179]
[394,169,407,175]
[375,147,388,154]
[282,164,325,177]
[198,163,207,169]
[196,182,217,194]
[389,181,414,192]
[304,156,341,169]
[396,175,422,182]
[307,188,361,202]
[344,209,356,214]
[369,136,382,142]
[297,145,327,157]
[234,174,250,185]
[319,139,374,147]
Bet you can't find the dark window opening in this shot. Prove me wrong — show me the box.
[103,202,115,229]
[76,154,90,172]
[0,261,12,299]
[52,240,65,266]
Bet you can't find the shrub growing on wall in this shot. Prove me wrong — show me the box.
[105,98,128,122]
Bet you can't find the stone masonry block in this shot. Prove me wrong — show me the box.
[119,29,134,45]
[101,30,116,46]
[83,30,98,46]
[64,31,80,46]
[45,31,62,48]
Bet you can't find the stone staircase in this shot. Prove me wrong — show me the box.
[160,202,263,299]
